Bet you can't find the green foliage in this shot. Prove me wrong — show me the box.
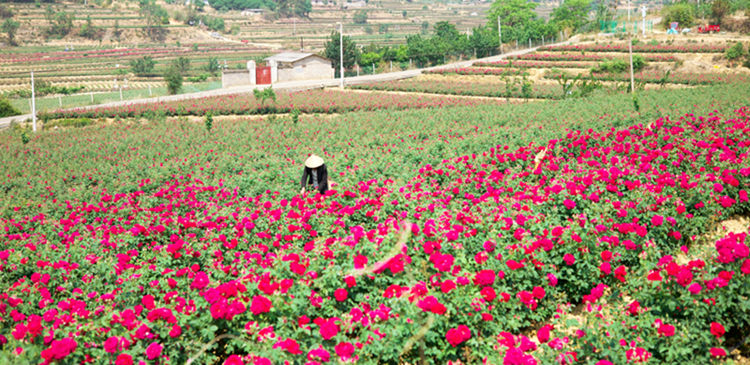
[35,81,85,96]
[78,15,102,40]
[360,51,381,67]
[139,0,168,40]
[661,3,694,29]
[632,92,640,111]
[552,0,592,32]
[204,56,221,75]
[324,31,359,75]
[164,67,183,95]
[0,96,20,117]
[711,0,731,24]
[172,56,191,73]
[1,18,19,46]
[130,56,156,76]
[290,108,300,124]
[203,15,225,32]
[726,42,746,61]
[204,112,213,132]
[0,5,14,19]
[187,73,210,82]
[595,58,628,73]
[253,88,276,106]
[20,129,30,144]
[44,6,74,37]
[353,10,368,24]
[44,118,93,129]
[488,0,555,43]
[595,54,646,73]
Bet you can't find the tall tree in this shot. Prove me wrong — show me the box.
[139,0,168,41]
[323,31,358,76]
[552,0,592,32]
[488,0,537,41]
[2,18,19,46]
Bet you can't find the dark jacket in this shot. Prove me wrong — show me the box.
[301,165,329,194]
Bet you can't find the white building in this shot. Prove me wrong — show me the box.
[264,52,334,83]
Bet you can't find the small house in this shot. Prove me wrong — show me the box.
[264,52,334,83]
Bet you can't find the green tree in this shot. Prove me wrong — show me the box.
[662,3,694,29]
[323,31,359,76]
[711,0,731,25]
[130,56,156,76]
[488,0,538,42]
[172,57,191,73]
[0,5,14,19]
[253,88,276,106]
[0,96,20,117]
[552,0,592,32]
[353,10,368,24]
[2,18,20,46]
[204,56,220,75]
[164,66,183,95]
[45,6,74,37]
[139,0,168,40]
[79,15,100,39]
[469,25,498,58]
[359,51,381,67]
[594,0,614,24]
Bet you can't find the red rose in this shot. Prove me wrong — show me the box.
[334,288,348,302]
[146,342,162,360]
[445,325,471,347]
[250,295,272,315]
[335,342,355,360]
[710,322,725,338]
[473,269,495,286]
[710,347,727,357]
[319,318,340,340]
[658,324,675,337]
[115,353,134,365]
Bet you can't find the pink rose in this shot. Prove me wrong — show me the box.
[146,342,162,360]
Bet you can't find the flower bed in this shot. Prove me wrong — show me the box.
[40,89,505,119]
[1,104,749,364]
[508,53,678,62]
[351,79,561,99]
[475,60,597,69]
[545,69,748,85]
[424,67,528,76]
[539,43,729,53]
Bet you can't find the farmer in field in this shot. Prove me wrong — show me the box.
[300,154,335,195]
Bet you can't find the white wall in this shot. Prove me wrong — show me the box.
[277,58,334,82]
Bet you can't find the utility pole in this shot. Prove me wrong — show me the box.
[339,22,344,88]
[30,71,36,132]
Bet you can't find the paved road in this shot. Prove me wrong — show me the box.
[0,37,577,130]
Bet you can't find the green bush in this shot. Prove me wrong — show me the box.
[726,42,746,61]
[164,66,183,95]
[595,55,646,73]
[662,3,695,29]
[45,118,93,129]
[595,59,628,73]
[0,96,20,117]
[130,56,156,76]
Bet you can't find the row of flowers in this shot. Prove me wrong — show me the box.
[539,43,729,53]
[1,99,748,364]
[510,53,678,62]
[424,67,528,76]
[40,89,505,119]
[545,69,749,85]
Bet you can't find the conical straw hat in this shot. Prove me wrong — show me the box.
[305,154,324,168]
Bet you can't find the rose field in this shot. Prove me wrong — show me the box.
[2,76,750,365]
